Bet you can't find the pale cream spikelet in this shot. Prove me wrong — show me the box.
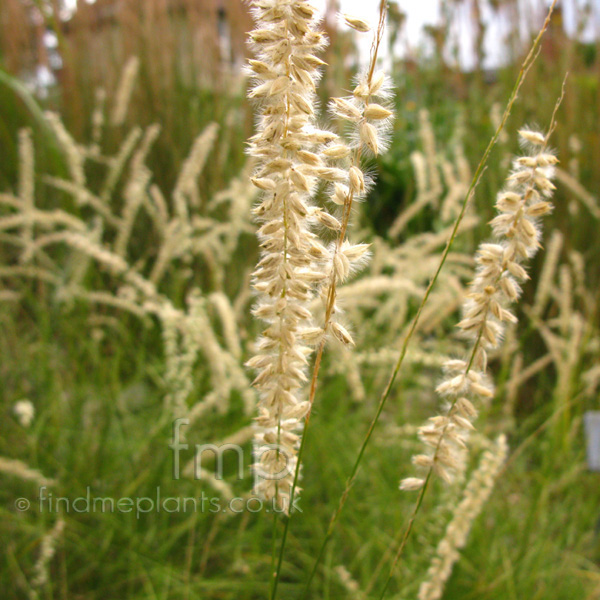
[531,229,563,319]
[401,127,557,491]
[111,56,140,126]
[92,87,107,147]
[150,219,192,285]
[31,518,66,589]
[0,456,54,487]
[553,166,600,218]
[115,124,161,257]
[67,287,148,319]
[418,435,508,600]
[195,467,235,501]
[173,122,220,220]
[315,50,394,348]
[209,291,242,359]
[343,13,371,33]
[13,399,35,428]
[245,0,333,511]
[62,231,130,276]
[160,303,189,416]
[557,264,573,335]
[148,184,170,231]
[390,152,428,237]
[389,111,446,238]
[183,428,255,486]
[418,109,442,200]
[45,112,86,191]
[18,129,35,263]
[334,564,366,599]
[101,127,143,203]
[440,140,471,224]
[160,292,243,420]
[64,217,103,291]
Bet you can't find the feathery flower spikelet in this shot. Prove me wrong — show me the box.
[531,229,563,319]
[173,122,220,220]
[245,0,332,511]
[401,127,557,491]
[18,128,35,263]
[92,87,107,147]
[115,124,161,257]
[111,56,140,126]
[390,109,451,237]
[343,14,371,33]
[31,518,65,589]
[316,61,394,347]
[418,109,442,199]
[45,112,86,193]
[0,456,54,487]
[246,1,394,510]
[334,564,366,599]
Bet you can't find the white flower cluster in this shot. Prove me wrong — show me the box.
[246,0,393,510]
[13,399,35,428]
[318,68,394,346]
[401,128,557,491]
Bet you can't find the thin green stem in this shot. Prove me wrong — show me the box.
[269,506,278,598]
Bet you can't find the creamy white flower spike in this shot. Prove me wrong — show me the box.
[315,65,394,347]
[246,0,333,512]
[401,127,557,491]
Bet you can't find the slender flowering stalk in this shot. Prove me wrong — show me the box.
[315,60,394,347]
[91,87,106,148]
[280,4,394,518]
[379,116,562,599]
[282,3,395,594]
[111,56,140,126]
[18,128,35,263]
[31,519,65,589]
[0,456,54,487]
[245,0,335,512]
[302,5,557,595]
[307,3,394,387]
[400,125,558,492]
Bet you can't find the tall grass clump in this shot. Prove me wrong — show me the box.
[0,75,259,432]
